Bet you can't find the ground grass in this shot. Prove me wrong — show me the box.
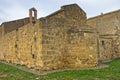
[0,58,120,80]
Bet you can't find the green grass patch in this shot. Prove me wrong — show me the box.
[0,62,37,80]
[1,58,120,80]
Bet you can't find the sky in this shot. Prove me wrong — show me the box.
[0,0,120,24]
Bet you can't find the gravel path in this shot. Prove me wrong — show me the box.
[0,61,109,75]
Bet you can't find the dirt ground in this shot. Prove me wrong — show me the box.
[0,61,109,75]
[0,72,7,78]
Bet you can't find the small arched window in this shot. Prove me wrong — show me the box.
[29,7,37,23]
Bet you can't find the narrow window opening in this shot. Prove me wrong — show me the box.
[16,29,18,31]
[34,37,36,42]
[15,44,17,48]
[32,54,35,59]
[102,41,105,46]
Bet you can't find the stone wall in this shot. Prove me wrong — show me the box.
[87,10,120,35]
[0,27,2,39]
[98,35,120,61]
[0,25,4,60]
[98,37,113,61]
[87,10,120,62]
[0,27,2,59]
[116,36,120,58]
[0,4,98,71]
[1,21,43,69]
[0,12,29,62]
[40,18,66,70]
[65,28,97,68]
[40,4,97,70]
[2,17,29,34]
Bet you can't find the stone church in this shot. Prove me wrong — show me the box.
[0,4,120,70]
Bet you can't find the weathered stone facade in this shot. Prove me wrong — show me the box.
[40,4,97,70]
[87,10,120,61]
[0,4,98,70]
[87,10,120,35]
[0,4,119,71]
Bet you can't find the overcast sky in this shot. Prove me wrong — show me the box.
[0,0,120,24]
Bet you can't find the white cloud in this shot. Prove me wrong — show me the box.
[0,0,49,24]
[0,0,27,23]
[0,0,120,24]
[77,0,120,17]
